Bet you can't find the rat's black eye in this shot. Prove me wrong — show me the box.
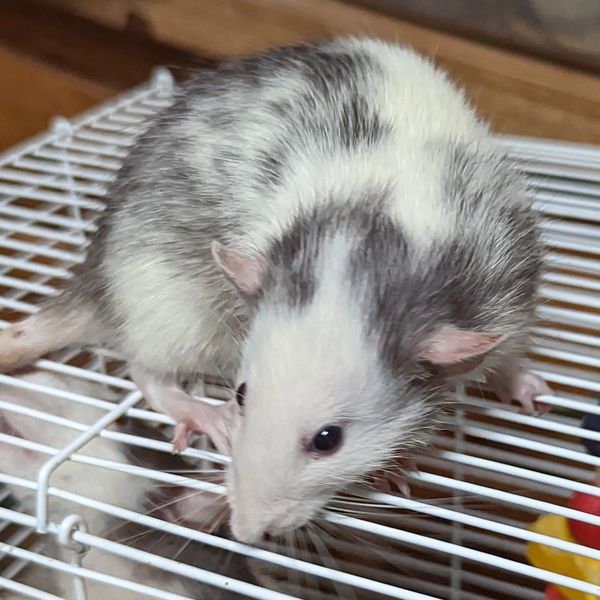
[235,382,246,407]
[309,425,343,455]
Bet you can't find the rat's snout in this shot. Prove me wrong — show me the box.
[227,471,269,545]
[228,475,304,545]
[230,509,302,545]
[229,492,317,545]
[230,516,266,546]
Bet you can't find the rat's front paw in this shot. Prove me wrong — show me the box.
[170,400,238,456]
[512,370,552,415]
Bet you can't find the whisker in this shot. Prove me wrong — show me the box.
[307,523,357,600]
[163,468,224,474]
[171,536,194,562]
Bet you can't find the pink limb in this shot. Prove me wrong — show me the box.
[131,367,237,455]
[488,368,552,415]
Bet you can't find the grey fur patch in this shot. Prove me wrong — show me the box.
[277,44,390,150]
[261,190,390,309]
[351,143,542,377]
[255,144,289,188]
[337,94,388,149]
[268,89,388,157]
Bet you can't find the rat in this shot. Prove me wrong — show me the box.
[0,37,551,544]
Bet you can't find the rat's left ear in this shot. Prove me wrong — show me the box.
[417,325,505,365]
[211,241,266,297]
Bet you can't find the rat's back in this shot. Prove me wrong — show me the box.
[174,37,490,251]
[107,37,488,256]
[63,38,484,372]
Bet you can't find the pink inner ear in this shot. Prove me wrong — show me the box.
[418,325,505,365]
[211,241,265,295]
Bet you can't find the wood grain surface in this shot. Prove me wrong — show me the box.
[348,0,600,74]
[0,0,208,91]
[39,0,600,145]
[0,45,113,152]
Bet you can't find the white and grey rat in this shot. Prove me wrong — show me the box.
[0,37,550,544]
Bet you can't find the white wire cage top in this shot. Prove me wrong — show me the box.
[0,68,598,600]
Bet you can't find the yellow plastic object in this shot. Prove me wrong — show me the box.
[526,514,600,600]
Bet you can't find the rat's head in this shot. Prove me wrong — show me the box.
[212,205,505,544]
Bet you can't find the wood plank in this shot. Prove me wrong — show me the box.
[41,0,600,145]
[0,45,113,151]
[0,0,209,91]
[347,0,600,74]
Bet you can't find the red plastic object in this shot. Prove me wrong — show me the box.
[546,585,568,600]
[567,491,600,550]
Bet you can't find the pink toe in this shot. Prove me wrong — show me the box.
[172,421,194,452]
[511,372,552,415]
[533,401,552,415]
[518,397,536,414]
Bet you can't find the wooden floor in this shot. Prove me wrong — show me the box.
[0,0,201,152]
[0,46,112,152]
[1,0,600,152]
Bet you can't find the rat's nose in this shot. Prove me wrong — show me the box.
[231,518,265,545]
[234,528,265,545]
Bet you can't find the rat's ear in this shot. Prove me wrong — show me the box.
[211,241,266,296]
[417,325,505,365]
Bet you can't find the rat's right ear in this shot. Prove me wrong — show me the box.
[211,241,266,297]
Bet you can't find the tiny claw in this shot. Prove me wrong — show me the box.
[400,457,419,475]
[513,371,553,416]
[172,420,194,453]
[399,480,411,498]
[531,403,550,418]
[370,468,411,496]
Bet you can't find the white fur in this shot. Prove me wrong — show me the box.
[0,39,509,549]
[107,253,240,378]
[353,38,486,141]
[352,38,487,246]
[228,237,424,543]
[105,38,490,385]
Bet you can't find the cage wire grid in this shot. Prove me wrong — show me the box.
[0,68,597,600]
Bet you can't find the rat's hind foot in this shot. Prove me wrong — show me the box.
[489,369,552,415]
[0,308,94,372]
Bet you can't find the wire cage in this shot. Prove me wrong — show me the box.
[0,68,598,600]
